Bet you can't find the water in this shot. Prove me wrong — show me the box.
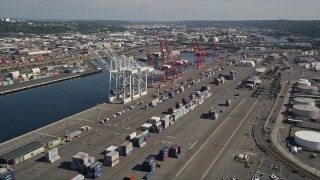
[250,33,311,47]
[181,51,229,72]
[0,52,228,143]
[250,33,288,43]
[0,65,109,143]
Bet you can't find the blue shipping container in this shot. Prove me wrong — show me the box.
[86,161,103,179]
[143,171,154,180]
[0,170,15,180]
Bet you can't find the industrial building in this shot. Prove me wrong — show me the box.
[0,141,44,165]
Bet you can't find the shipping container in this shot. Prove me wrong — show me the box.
[45,148,60,163]
[118,142,133,156]
[157,146,169,161]
[161,118,170,129]
[86,161,103,178]
[143,171,154,180]
[142,130,150,141]
[7,80,13,85]
[169,144,182,158]
[132,134,146,148]
[139,123,153,132]
[142,156,157,172]
[70,174,84,180]
[123,175,136,180]
[105,146,118,154]
[149,116,160,124]
[104,151,119,167]
[0,168,15,180]
[151,121,162,133]
[127,132,136,141]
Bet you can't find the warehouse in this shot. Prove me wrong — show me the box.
[0,141,44,165]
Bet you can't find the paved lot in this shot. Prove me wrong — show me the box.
[5,50,314,180]
[5,53,262,179]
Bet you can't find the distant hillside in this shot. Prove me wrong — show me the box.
[169,20,320,37]
[0,21,126,34]
[1,20,320,37]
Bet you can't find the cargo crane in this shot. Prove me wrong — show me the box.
[159,35,187,81]
[89,44,157,104]
[213,43,221,62]
[192,38,208,69]
[145,37,162,86]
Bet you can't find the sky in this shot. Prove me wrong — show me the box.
[0,0,320,21]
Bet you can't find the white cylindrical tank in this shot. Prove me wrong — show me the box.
[295,131,320,150]
[298,79,310,86]
[292,104,319,119]
[298,81,311,86]
[299,79,309,83]
[213,36,219,43]
[296,85,318,95]
[293,98,315,106]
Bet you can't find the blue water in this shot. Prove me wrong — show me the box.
[250,33,288,43]
[0,65,109,143]
[0,52,227,143]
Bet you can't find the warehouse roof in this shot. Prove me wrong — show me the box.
[0,141,43,161]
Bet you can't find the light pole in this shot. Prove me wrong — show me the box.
[97,104,100,123]
[158,83,160,96]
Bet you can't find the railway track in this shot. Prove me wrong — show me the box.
[252,83,317,180]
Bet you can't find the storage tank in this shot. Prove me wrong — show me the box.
[213,36,219,43]
[293,98,315,106]
[292,104,319,119]
[294,131,320,150]
[299,79,308,83]
[298,81,311,86]
[296,85,318,95]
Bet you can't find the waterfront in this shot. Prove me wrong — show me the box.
[0,65,109,143]
[0,52,227,143]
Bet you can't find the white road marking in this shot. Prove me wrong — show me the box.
[71,117,95,123]
[34,132,57,138]
[189,140,198,150]
[200,100,258,180]
[174,98,246,178]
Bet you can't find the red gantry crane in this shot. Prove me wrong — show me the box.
[145,37,162,86]
[192,38,208,69]
[160,35,188,81]
[213,43,221,62]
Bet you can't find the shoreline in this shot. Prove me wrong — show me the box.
[0,69,102,96]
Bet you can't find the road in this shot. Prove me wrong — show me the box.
[171,97,258,180]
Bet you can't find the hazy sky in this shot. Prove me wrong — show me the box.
[1,0,320,20]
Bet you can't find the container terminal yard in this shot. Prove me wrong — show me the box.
[1,45,320,180]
